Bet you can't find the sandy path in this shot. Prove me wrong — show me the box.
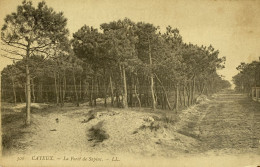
[198,92,260,154]
[176,90,260,155]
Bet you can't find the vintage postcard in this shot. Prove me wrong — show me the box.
[0,0,260,166]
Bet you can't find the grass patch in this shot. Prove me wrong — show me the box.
[1,104,30,155]
[2,112,25,125]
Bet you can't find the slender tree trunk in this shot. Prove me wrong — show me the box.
[148,38,156,110]
[59,74,63,106]
[103,69,107,107]
[1,80,3,102]
[38,81,43,103]
[146,77,149,107]
[134,75,141,109]
[192,76,196,104]
[25,43,32,125]
[179,85,182,106]
[11,76,16,105]
[118,64,123,107]
[31,78,35,103]
[24,83,27,102]
[138,76,142,107]
[95,77,98,106]
[189,81,192,105]
[175,83,179,111]
[79,76,82,100]
[25,62,31,125]
[93,72,97,106]
[89,77,93,106]
[150,72,156,109]
[121,64,128,108]
[73,69,79,107]
[62,72,66,106]
[104,84,107,107]
[183,82,186,107]
[154,74,172,110]
[161,91,164,109]
[129,75,133,107]
[109,75,114,106]
[54,72,59,105]
[115,81,120,107]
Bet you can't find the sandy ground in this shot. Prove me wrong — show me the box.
[1,89,260,166]
[175,90,260,155]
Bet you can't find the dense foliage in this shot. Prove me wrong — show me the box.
[1,1,231,125]
[233,59,260,93]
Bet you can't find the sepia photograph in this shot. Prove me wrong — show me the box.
[0,0,259,166]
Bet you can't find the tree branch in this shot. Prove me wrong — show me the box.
[1,38,27,47]
[1,48,25,58]
[0,54,23,61]
[30,42,52,50]
[1,41,27,51]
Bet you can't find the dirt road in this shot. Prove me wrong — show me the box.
[176,89,260,155]
[2,89,260,158]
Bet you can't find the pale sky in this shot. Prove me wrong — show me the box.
[0,0,260,83]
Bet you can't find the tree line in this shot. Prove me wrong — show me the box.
[233,58,260,94]
[1,1,231,125]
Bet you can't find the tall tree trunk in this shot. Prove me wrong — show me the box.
[103,68,107,107]
[79,76,82,100]
[192,76,196,104]
[25,62,31,125]
[121,64,128,108]
[134,75,141,109]
[89,77,93,106]
[154,74,172,110]
[189,81,192,105]
[179,85,182,106]
[183,82,186,107]
[161,91,164,109]
[31,78,35,103]
[138,76,143,107]
[148,38,156,110]
[11,76,16,105]
[104,83,107,107]
[129,75,133,107]
[95,77,98,106]
[54,72,59,105]
[93,72,97,106]
[109,75,114,106]
[115,81,120,107]
[24,83,27,102]
[175,83,179,111]
[62,72,66,106]
[59,74,63,106]
[38,81,43,103]
[73,69,79,107]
